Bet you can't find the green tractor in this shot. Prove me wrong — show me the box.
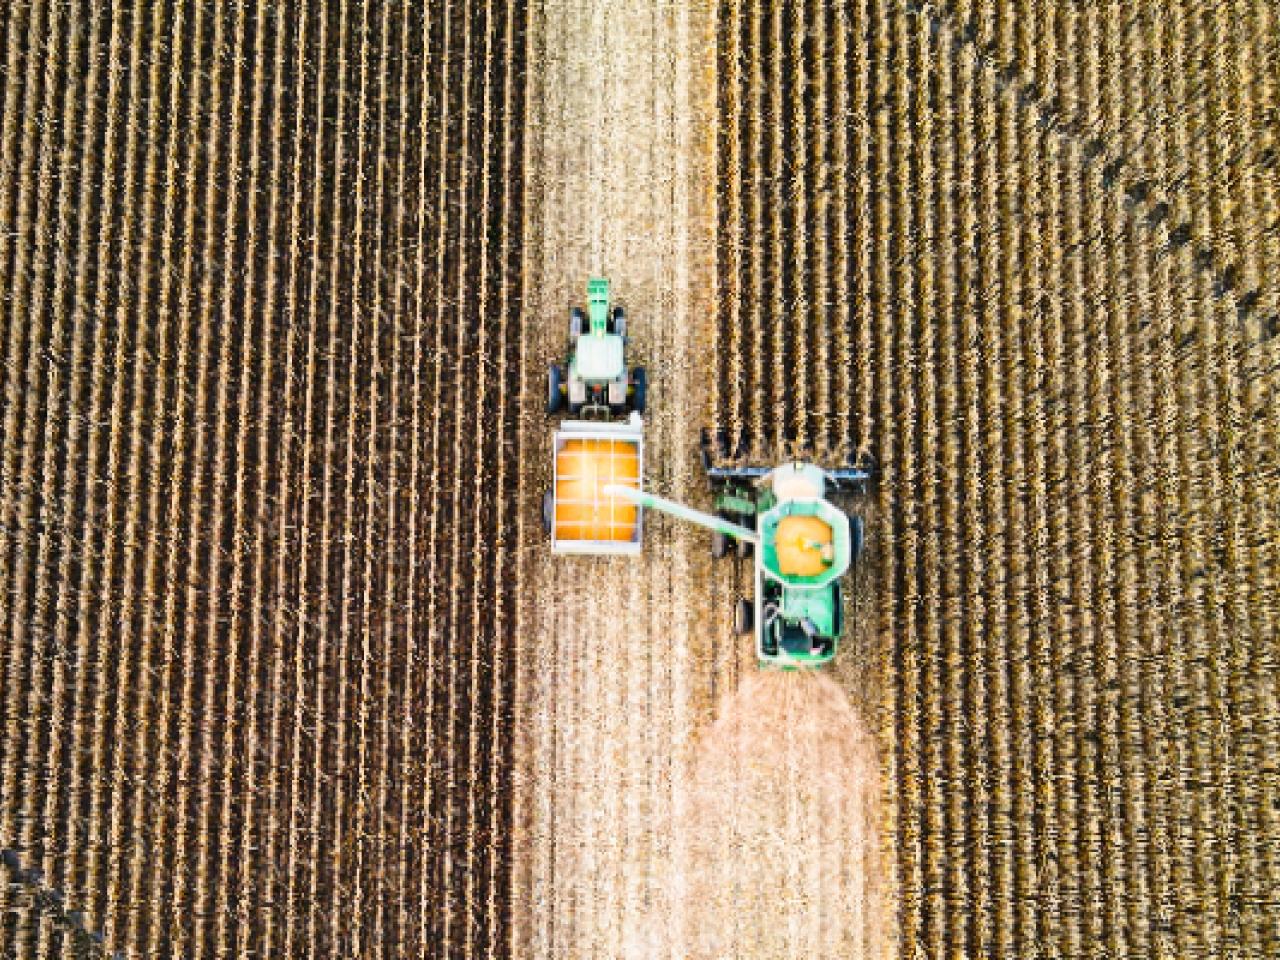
[606,434,871,667]
[547,277,646,417]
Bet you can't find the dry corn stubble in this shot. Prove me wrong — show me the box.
[682,670,887,959]
[715,0,1280,954]
[0,2,529,955]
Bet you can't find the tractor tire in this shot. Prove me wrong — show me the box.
[570,306,585,339]
[547,363,564,413]
[734,598,754,635]
[542,490,554,536]
[612,305,626,338]
[711,529,728,559]
[630,366,647,414]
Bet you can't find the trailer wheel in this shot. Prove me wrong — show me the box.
[612,305,626,338]
[570,306,585,339]
[711,529,728,559]
[547,363,564,413]
[630,366,646,413]
[734,598,753,635]
[542,490,554,536]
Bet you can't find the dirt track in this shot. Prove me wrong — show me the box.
[685,671,886,958]
[511,2,891,956]
[511,1,721,954]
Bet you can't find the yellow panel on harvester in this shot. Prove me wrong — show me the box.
[774,515,835,577]
[554,438,640,542]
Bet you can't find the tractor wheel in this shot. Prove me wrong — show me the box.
[612,305,626,338]
[542,490,554,536]
[630,366,647,413]
[734,598,754,635]
[711,529,728,559]
[547,363,564,413]
[570,306,585,339]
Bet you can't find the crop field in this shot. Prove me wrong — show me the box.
[0,1,527,956]
[714,0,1280,957]
[3,0,1279,958]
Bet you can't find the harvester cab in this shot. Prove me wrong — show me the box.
[547,277,646,418]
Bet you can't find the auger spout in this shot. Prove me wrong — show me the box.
[603,484,759,545]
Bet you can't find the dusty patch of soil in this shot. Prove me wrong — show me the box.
[683,670,888,958]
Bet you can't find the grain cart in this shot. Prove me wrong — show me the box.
[543,413,644,555]
[547,277,646,416]
[605,438,870,666]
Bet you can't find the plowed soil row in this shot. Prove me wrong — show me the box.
[714,0,1280,957]
[0,2,527,956]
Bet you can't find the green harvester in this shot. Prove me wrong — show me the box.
[547,277,646,417]
[606,433,871,667]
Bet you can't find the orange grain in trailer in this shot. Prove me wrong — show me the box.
[554,439,641,541]
[546,414,644,555]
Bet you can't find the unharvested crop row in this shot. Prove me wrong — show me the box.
[938,0,1280,366]
[0,2,528,957]
[714,0,1280,956]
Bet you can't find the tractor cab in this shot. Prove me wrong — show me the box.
[572,325,625,383]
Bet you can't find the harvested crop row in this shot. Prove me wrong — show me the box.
[0,2,528,957]
[714,0,1280,956]
[509,1,726,955]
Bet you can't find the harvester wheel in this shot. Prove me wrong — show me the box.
[734,598,753,635]
[849,513,865,561]
[542,490,554,535]
[711,529,728,559]
[630,366,646,413]
[570,306,585,339]
[612,305,626,338]
[547,363,564,413]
